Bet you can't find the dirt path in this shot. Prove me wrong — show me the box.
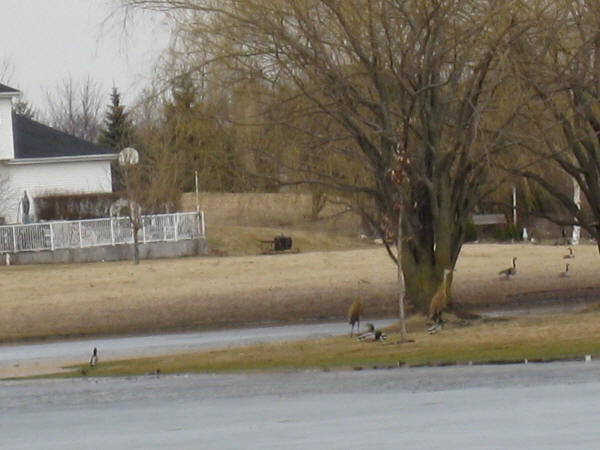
[1,243,599,342]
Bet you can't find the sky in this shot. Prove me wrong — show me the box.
[0,0,171,114]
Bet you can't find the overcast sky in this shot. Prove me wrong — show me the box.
[0,0,170,113]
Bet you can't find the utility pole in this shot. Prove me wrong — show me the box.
[195,170,200,213]
[512,185,517,225]
[572,178,581,245]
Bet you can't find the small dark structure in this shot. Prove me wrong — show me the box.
[274,234,292,251]
[260,234,293,253]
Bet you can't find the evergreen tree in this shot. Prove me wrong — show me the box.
[100,87,132,151]
[100,87,133,192]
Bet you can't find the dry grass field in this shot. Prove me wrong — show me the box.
[1,237,600,344]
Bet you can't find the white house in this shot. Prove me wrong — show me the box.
[0,83,116,224]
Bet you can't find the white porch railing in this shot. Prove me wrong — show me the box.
[0,211,205,253]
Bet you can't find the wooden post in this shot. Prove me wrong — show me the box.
[397,209,407,340]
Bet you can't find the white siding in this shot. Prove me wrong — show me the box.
[0,160,112,224]
[0,97,15,160]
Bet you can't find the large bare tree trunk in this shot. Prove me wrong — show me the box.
[400,185,459,314]
[402,253,442,314]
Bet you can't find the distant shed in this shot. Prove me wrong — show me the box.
[471,214,507,226]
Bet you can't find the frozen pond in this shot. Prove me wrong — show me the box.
[2,361,600,449]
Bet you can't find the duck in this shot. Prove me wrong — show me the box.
[358,323,375,340]
[563,247,575,259]
[358,323,387,342]
[559,263,570,278]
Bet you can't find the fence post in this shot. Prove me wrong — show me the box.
[200,211,205,237]
[174,214,179,241]
[78,221,83,248]
[49,223,55,251]
[142,217,147,244]
[110,219,115,246]
[12,225,16,252]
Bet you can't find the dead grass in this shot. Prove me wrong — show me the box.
[1,238,600,344]
[206,225,374,256]
[58,309,600,377]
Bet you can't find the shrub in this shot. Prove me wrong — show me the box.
[463,221,478,242]
[35,193,119,221]
[492,223,523,241]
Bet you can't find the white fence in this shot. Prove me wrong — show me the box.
[0,211,205,253]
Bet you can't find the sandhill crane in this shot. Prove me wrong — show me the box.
[348,298,364,337]
[563,247,575,259]
[427,268,453,334]
[499,257,517,280]
[89,347,98,367]
[348,280,368,336]
[559,263,570,278]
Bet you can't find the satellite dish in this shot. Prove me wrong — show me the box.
[118,147,139,166]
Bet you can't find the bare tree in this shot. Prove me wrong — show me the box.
[45,76,104,142]
[116,147,144,264]
[507,0,600,251]
[0,57,14,84]
[121,1,531,318]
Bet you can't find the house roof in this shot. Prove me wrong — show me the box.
[12,113,115,159]
[0,83,19,94]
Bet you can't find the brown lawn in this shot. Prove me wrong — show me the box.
[1,242,599,343]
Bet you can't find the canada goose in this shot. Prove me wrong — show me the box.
[559,263,570,278]
[89,347,98,367]
[428,268,453,332]
[563,247,575,259]
[499,257,517,279]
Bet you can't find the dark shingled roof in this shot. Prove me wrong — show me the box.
[0,83,19,93]
[12,113,115,159]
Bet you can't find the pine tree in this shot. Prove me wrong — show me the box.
[100,87,132,151]
[100,87,133,192]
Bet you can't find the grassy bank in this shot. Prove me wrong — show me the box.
[52,310,600,378]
